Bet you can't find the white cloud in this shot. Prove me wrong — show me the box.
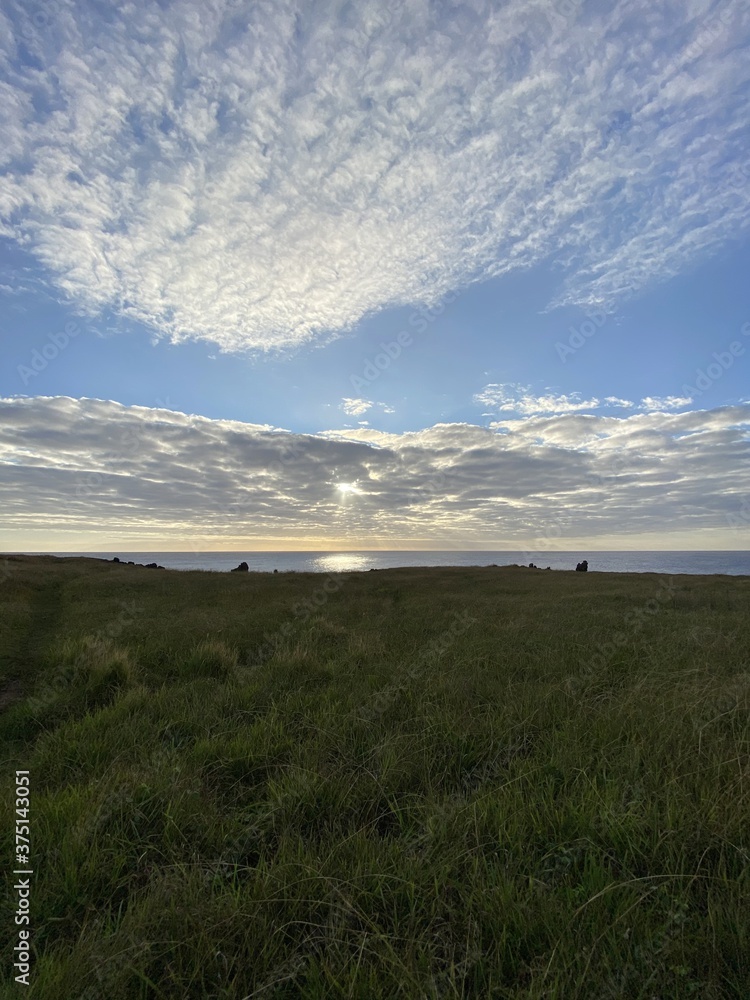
[604,396,635,409]
[475,384,604,415]
[340,398,394,417]
[640,395,693,411]
[341,398,373,417]
[477,385,693,416]
[0,0,748,350]
[1,396,748,547]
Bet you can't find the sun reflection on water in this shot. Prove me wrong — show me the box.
[312,552,372,573]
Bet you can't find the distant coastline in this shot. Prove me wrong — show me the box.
[6,550,750,576]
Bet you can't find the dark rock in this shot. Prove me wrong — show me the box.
[231,561,249,572]
[273,568,278,573]
[112,556,120,563]
[575,560,589,572]
[127,561,135,565]
[145,562,158,569]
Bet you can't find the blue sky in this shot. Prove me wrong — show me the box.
[1,0,749,551]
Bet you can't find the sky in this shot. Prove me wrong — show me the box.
[1,0,749,552]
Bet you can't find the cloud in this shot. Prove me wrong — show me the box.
[604,396,635,409]
[341,398,373,417]
[640,395,694,411]
[340,398,394,417]
[476,385,698,417]
[475,384,607,415]
[1,396,748,547]
[1,0,748,350]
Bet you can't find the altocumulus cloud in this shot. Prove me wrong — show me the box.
[640,395,695,412]
[340,398,374,417]
[340,398,394,417]
[1,397,748,546]
[1,0,749,350]
[475,384,604,415]
[474,384,697,416]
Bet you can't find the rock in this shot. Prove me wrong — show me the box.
[127,561,135,565]
[145,562,163,569]
[231,561,249,572]
[575,560,589,572]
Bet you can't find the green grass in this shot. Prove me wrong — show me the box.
[1,554,749,999]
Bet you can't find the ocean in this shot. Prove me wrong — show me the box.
[50,550,750,576]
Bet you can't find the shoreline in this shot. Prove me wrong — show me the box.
[2,551,750,579]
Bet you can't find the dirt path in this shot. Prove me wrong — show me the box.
[0,579,64,711]
[0,677,24,711]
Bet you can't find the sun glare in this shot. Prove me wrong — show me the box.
[336,482,360,494]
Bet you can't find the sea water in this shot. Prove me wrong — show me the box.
[49,550,750,575]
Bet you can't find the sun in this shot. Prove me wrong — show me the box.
[336,482,361,494]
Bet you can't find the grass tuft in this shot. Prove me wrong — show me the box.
[180,639,239,680]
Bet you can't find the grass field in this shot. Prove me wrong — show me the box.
[1,554,748,999]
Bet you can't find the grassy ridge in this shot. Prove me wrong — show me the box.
[1,555,749,999]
